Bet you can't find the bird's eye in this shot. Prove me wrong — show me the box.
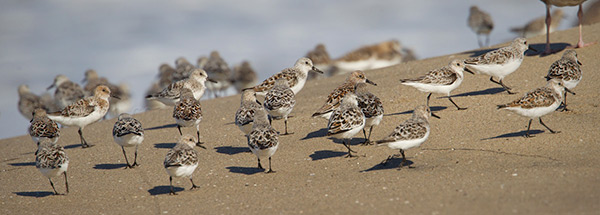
[456,63,460,66]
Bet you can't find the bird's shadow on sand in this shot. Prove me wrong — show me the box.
[15,191,55,198]
[226,166,264,175]
[154,143,176,149]
[148,186,184,196]
[482,130,544,140]
[301,128,328,140]
[9,162,35,166]
[214,146,250,155]
[527,43,570,57]
[362,158,414,172]
[93,163,127,170]
[146,123,178,131]
[384,106,447,117]
[64,144,83,149]
[451,88,506,98]
[309,150,348,160]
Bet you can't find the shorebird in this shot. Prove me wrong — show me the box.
[326,93,365,158]
[544,50,582,111]
[18,85,51,120]
[146,69,216,106]
[235,89,264,134]
[312,70,376,119]
[29,108,60,144]
[467,5,494,47]
[164,134,200,195]
[355,83,384,145]
[48,75,85,110]
[112,113,144,168]
[305,43,333,79]
[203,51,232,98]
[173,88,205,148]
[232,61,257,93]
[250,57,322,96]
[263,78,296,135]
[35,138,69,195]
[331,40,402,75]
[247,109,279,173]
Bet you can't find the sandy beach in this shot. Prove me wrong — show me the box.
[1,23,599,214]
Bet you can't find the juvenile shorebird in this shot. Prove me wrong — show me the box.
[48,85,113,148]
[540,0,594,54]
[497,79,570,138]
[48,75,85,110]
[250,57,322,96]
[112,113,144,168]
[376,105,439,168]
[203,51,232,98]
[400,60,472,110]
[327,93,365,158]
[510,9,564,38]
[467,5,494,47]
[232,61,257,93]
[263,78,296,135]
[29,108,60,144]
[146,69,216,106]
[332,40,402,75]
[305,44,333,79]
[35,139,69,195]
[173,57,196,82]
[173,88,205,148]
[355,83,384,145]
[464,38,536,94]
[247,109,279,173]
[312,71,376,119]
[545,50,582,111]
[82,69,130,117]
[235,89,264,134]
[164,134,200,195]
[18,85,50,120]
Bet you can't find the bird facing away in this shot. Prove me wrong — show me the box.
[355,83,384,145]
[164,134,200,195]
[18,85,52,120]
[263,78,296,135]
[545,50,582,111]
[47,85,112,148]
[250,57,323,96]
[146,69,216,106]
[464,38,535,94]
[173,88,205,148]
[112,113,144,168]
[35,138,69,195]
[29,108,60,144]
[232,61,258,93]
[247,109,279,173]
[235,89,264,134]
[400,59,473,110]
[510,9,564,38]
[203,50,232,98]
[468,5,494,47]
[327,93,365,158]
[48,75,85,110]
[497,79,570,138]
[376,105,439,168]
[540,0,594,54]
[312,70,377,119]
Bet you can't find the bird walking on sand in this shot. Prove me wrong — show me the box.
[247,109,279,173]
[263,79,296,135]
[327,93,365,158]
[376,105,439,168]
[250,57,322,96]
[355,83,383,145]
[235,89,265,134]
[29,108,60,144]
[173,88,205,148]
[464,38,536,94]
[497,79,570,138]
[400,60,472,110]
[112,113,144,168]
[540,0,595,54]
[164,134,201,195]
[313,71,376,119]
[35,139,69,195]
[146,69,216,106]
[545,50,582,111]
[468,5,494,47]
[47,85,114,148]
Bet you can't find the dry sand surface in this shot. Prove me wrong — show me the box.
[2,23,600,215]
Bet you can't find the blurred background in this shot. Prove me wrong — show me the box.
[1,0,595,139]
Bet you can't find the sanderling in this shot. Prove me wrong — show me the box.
[173,88,205,148]
[511,9,564,38]
[235,89,264,134]
[35,138,69,195]
[541,0,594,54]
[173,57,196,82]
[203,51,232,98]
[29,108,60,144]
[467,5,494,47]
[327,93,365,158]
[48,75,85,110]
[82,69,130,117]
[313,70,376,119]
[355,83,384,145]
[464,38,535,94]
[197,56,209,68]
[306,43,333,79]
[263,78,296,135]
[376,105,439,168]
[18,85,51,120]
[400,59,472,110]
[232,61,258,93]
[113,113,144,168]
[158,63,176,88]
[545,50,582,111]
[48,85,113,148]
[108,83,132,118]
[497,79,570,138]
[247,109,279,173]
[164,134,200,195]
[145,82,169,110]
[146,69,216,106]
[250,57,323,96]
[332,40,402,75]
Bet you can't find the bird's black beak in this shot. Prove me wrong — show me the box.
[528,46,538,52]
[464,67,475,74]
[311,66,323,74]
[111,94,121,100]
[196,142,206,149]
[564,87,575,95]
[208,78,218,83]
[431,112,441,119]
[577,60,582,65]
[47,84,55,90]
[366,79,377,86]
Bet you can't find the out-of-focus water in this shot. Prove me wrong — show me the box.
[0,0,585,139]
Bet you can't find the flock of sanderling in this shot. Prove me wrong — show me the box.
[19,2,591,196]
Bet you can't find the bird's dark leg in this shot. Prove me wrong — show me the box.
[266,157,275,173]
[426,93,432,107]
[132,145,139,167]
[343,139,357,158]
[544,4,553,54]
[78,128,92,148]
[121,146,132,168]
[49,178,58,195]
[282,117,293,135]
[399,149,414,169]
[190,178,199,190]
[539,117,559,134]
[448,96,467,110]
[257,158,264,170]
[361,128,368,145]
[195,126,205,149]
[559,91,570,111]
[177,125,183,136]
[169,176,177,195]
[63,171,69,194]
[525,119,534,138]
[490,77,515,94]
